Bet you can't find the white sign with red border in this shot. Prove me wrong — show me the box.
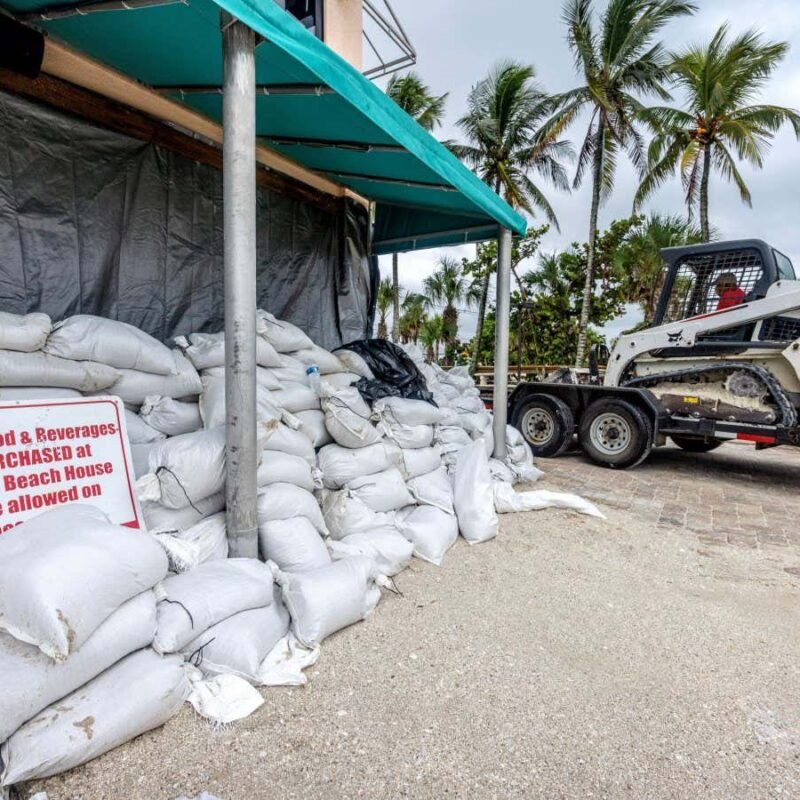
[0,396,143,534]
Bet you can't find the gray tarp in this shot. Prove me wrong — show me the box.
[0,90,375,350]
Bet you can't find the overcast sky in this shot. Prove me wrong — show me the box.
[375,0,800,339]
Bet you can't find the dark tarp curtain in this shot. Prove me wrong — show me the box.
[0,89,376,350]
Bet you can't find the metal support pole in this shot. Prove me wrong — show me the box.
[492,226,512,459]
[222,14,258,558]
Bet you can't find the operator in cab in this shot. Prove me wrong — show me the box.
[715,272,746,310]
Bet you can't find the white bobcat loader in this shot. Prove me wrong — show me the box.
[509,239,800,468]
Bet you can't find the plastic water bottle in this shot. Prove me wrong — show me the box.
[306,365,321,396]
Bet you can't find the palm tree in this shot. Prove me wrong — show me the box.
[547,0,696,366]
[636,26,800,241]
[450,60,573,373]
[420,315,445,363]
[399,292,427,345]
[386,73,448,342]
[376,277,394,339]
[618,214,706,320]
[423,256,477,363]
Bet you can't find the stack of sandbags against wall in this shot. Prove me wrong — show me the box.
[316,441,414,575]
[0,312,120,394]
[41,315,201,406]
[0,505,192,790]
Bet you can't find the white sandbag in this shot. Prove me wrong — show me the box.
[278,556,381,647]
[258,517,331,573]
[263,363,310,385]
[473,424,495,460]
[45,315,175,375]
[295,409,333,448]
[319,371,361,389]
[292,344,345,375]
[187,672,264,725]
[256,633,320,687]
[400,445,443,479]
[493,482,605,518]
[155,512,229,572]
[452,395,487,414]
[397,505,459,566]
[257,450,318,492]
[0,350,119,391]
[141,493,225,533]
[125,409,167,444]
[153,558,274,654]
[320,490,396,541]
[329,529,414,577]
[0,386,81,401]
[407,466,455,514]
[317,441,402,490]
[140,395,202,436]
[373,397,448,426]
[199,375,283,430]
[378,418,435,449]
[106,350,202,405]
[347,467,414,513]
[0,311,51,352]
[0,649,190,788]
[437,425,472,449]
[256,483,327,535]
[0,505,168,661]
[183,591,290,684]
[335,348,375,379]
[459,410,492,436]
[488,458,517,484]
[0,591,157,744]
[256,310,313,353]
[267,381,320,413]
[262,420,317,465]
[131,442,155,479]
[175,331,281,370]
[322,385,381,449]
[453,440,498,545]
[139,428,228,509]
[442,366,475,392]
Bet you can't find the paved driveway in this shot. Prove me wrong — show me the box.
[32,441,800,800]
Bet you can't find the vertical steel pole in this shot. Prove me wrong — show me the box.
[492,226,512,459]
[222,14,258,558]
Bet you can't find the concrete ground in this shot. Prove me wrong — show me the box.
[30,442,800,800]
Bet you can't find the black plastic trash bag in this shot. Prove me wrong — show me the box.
[336,339,435,405]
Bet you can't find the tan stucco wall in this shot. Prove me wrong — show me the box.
[323,0,363,70]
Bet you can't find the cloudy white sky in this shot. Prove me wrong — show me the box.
[375,0,800,339]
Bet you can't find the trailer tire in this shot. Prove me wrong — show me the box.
[511,394,575,458]
[671,435,723,453]
[579,399,653,469]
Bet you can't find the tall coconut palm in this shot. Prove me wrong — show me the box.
[420,315,445,363]
[618,214,706,320]
[386,73,448,342]
[399,292,427,345]
[376,277,394,339]
[450,60,574,373]
[547,0,696,366]
[423,256,477,363]
[636,26,800,241]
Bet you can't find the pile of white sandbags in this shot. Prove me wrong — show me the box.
[0,505,190,789]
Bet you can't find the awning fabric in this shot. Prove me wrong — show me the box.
[2,0,527,253]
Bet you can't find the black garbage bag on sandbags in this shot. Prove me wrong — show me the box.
[336,339,436,405]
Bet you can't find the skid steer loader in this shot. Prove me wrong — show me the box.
[509,239,800,468]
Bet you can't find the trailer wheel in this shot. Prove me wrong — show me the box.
[579,399,653,469]
[671,435,723,453]
[511,394,575,457]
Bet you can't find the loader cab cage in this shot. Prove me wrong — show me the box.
[653,240,786,329]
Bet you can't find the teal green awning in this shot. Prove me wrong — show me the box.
[2,0,527,253]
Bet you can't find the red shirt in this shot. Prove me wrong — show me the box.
[717,287,746,310]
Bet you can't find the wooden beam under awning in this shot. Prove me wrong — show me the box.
[39,39,368,207]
